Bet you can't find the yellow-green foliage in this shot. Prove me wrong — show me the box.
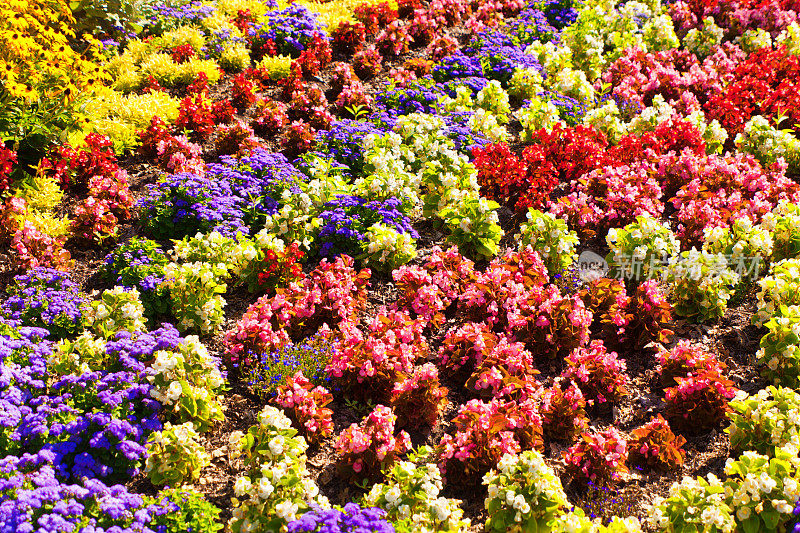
[106,28,219,93]
[14,174,64,213]
[200,13,243,36]
[296,0,356,31]
[220,44,251,72]
[114,54,220,92]
[159,26,206,53]
[257,55,293,80]
[174,58,222,85]
[216,0,273,18]
[7,198,71,239]
[81,91,181,153]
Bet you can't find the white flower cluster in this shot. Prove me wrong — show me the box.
[148,335,225,430]
[262,204,320,252]
[508,68,544,101]
[468,109,510,143]
[557,0,677,81]
[606,214,680,281]
[664,248,740,321]
[683,17,724,59]
[736,28,773,53]
[645,475,735,533]
[299,156,351,208]
[777,21,800,55]
[548,509,642,532]
[163,260,227,333]
[363,460,470,533]
[755,306,800,386]
[583,100,627,144]
[702,216,773,272]
[482,451,569,531]
[52,331,107,375]
[145,421,210,486]
[363,223,417,272]
[475,81,511,122]
[754,258,800,327]
[439,194,503,260]
[723,445,800,526]
[172,231,255,277]
[87,286,147,339]
[735,115,800,172]
[518,209,580,275]
[229,406,328,533]
[728,386,800,455]
[760,200,800,263]
[517,98,563,140]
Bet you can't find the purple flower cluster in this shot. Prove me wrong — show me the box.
[0,450,174,533]
[146,0,216,35]
[465,30,544,84]
[249,4,326,57]
[506,3,560,43]
[209,149,304,230]
[547,91,588,125]
[432,53,484,82]
[317,195,417,259]
[375,77,451,117]
[314,120,384,176]
[443,111,492,153]
[0,323,177,483]
[536,0,579,29]
[102,238,170,322]
[1,268,87,339]
[138,172,248,239]
[287,504,394,533]
[138,150,305,239]
[205,27,249,58]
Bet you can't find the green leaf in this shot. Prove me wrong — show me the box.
[761,509,780,531]
[742,516,761,533]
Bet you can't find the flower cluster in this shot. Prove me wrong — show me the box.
[606,215,680,282]
[663,249,740,322]
[482,451,568,532]
[437,397,543,488]
[562,340,628,405]
[728,386,800,457]
[275,371,333,445]
[517,209,579,275]
[389,363,449,430]
[226,255,370,364]
[1,267,87,338]
[147,335,226,431]
[754,259,800,327]
[756,307,800,388]
[334,405,412,482]
[229,406,328,533]
[627,415,687,472]
[362,459,471,532]
[563,428,629,487]
[664,369,737,434]
[288,504,393,533]
[145,421,210,486]
[645,475,734,533]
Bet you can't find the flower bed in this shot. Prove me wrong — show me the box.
[3,0,800,531]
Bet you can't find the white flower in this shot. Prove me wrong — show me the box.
[275,500,298,521]
[234,476,252,497]
[269,436,285,456]
[385,487,402,507]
